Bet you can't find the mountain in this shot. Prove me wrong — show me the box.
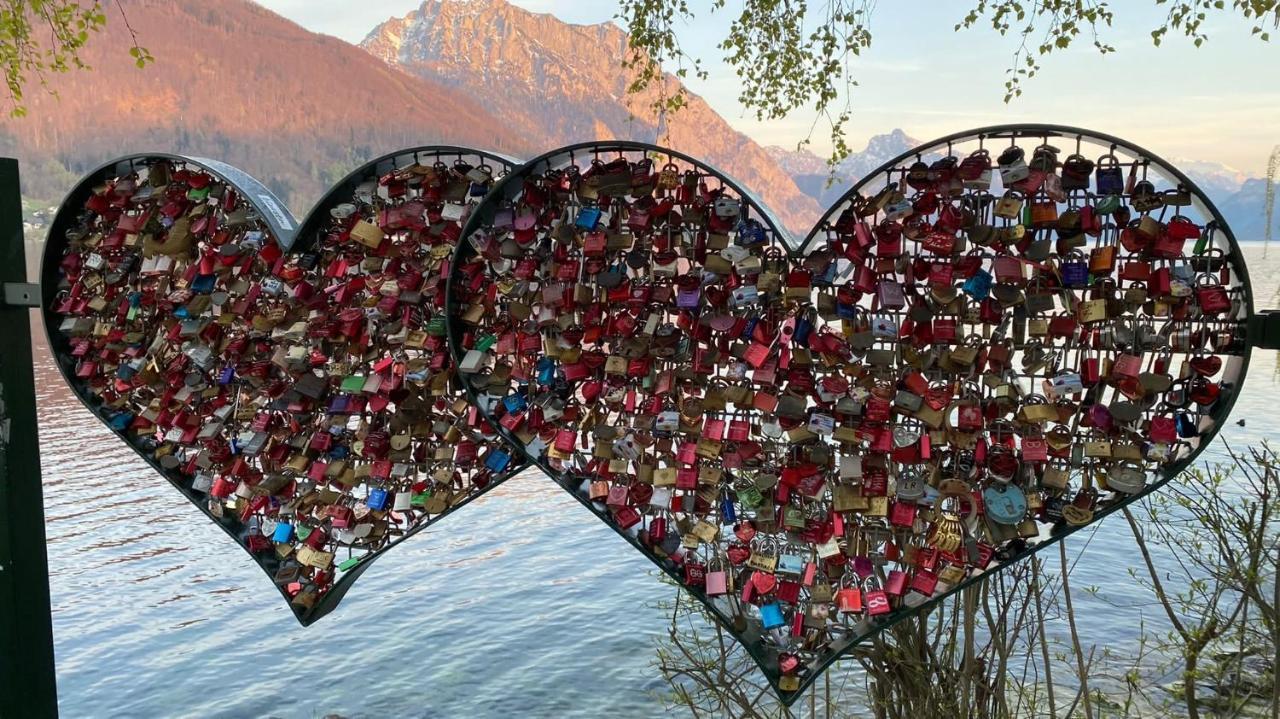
[359,0,820,236]
[765,146,831,177]
[1173,158,1252,201]
[1214,178,1277,242]
[765,129,920,210]
[0,0,527,214]
[1175,161,1277,242]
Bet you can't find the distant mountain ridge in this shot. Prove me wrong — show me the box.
[765,130,921,212]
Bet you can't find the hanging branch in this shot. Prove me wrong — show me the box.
[0,0,151,117]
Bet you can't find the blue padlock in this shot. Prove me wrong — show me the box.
[272,522,293,543]
[792,315,813,347]
[741,316,760,341]
[1061,260,1089,288]
[218,366,235,385]
[736,218,767,247]
[241,230,265,249]
[485,449,511,472]
[777,552,804,576]
[815,261,838,287]
[720,495,737,524]
[983,484,1029,526]
[191,273,216,293]
[1175,411,1199,438]
[1096,161,1124,195]
[503,393,528,414]
[575,206,602,230]
[760,602,786,630]
[962,269,993,300]
[108,412,134,432]
[367,487,389,511]
[836,301,857,320]
[536,357,557,386]
[1170,263,1195,283]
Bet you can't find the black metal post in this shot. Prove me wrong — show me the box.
[0,157,59,718]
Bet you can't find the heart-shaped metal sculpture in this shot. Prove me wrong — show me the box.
[40,147,528,624]
[445,128,1253,704]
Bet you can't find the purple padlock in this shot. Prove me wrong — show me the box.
[1088,403,1113,432]
[676,285,701,309]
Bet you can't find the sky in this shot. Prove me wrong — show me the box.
[255,0,1280,177]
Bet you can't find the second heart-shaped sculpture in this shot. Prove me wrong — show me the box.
[446,129,1252,703]
[41,147,529,624]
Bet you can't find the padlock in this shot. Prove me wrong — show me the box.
[997,146,1029,185]
[993,190,1025,219]
[959,148,993,189]
[705,557,731,596]
[759,602,786,630]
[1029,196,1058,226]
[863,575,892,617]
[1061,153,1095,191]
[1095,154,1124,195]
[835,574,863,613]
[1059,252,1089,288]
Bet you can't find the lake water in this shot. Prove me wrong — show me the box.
[24,246,1280,718]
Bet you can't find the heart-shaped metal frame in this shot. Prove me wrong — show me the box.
[443,127,1255,704]
[40,147,529,625]
[767,122,1255,699]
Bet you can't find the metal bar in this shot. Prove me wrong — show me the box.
[1249,310,1280,350]
[0,157,59,717]
[2,282,39,308]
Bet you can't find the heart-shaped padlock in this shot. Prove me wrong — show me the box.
[42,148,529,624]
